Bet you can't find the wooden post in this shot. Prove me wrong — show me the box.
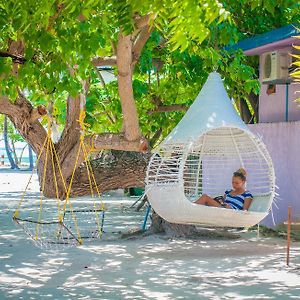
[286,206,291,266]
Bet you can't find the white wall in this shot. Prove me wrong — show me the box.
[248,122,300,226]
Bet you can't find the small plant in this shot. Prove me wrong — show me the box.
[250,224,300,241]
[291,27,300,101]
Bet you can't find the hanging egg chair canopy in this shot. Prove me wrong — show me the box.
[145,72,275,228]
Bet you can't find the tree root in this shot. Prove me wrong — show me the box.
[146,211,241,239]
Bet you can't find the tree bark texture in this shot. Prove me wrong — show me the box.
[69,151,151,197]
[147,211,241,239]
[117,34,141,141]
[248,92,259,123]
[147,211,198,237]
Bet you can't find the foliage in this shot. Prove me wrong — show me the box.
[250,224,300,241]
[0,0,229,134]
[0,115,25,167]
[291,27,300,101]
[1,0,300,147]
[0,115,24,143]
[0,0,227,96]
[223,0,300,37]
[0,114,4,138]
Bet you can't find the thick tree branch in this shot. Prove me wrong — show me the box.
[8,40,25,77]
[131,13,154,66]
[147,104,188,115]
[47,2,65,31]
[55,81,90,181]
[247,92,259,122]
[58,78,90,152]
[61,96,81,136]
[0,96,19,115]
[1,93,47,154]
[0,51,26,63]
[29,105,47,123]
[70,150,151,196]
[85,133,148,153]
[149,128,162,148]
[117,33,141,141]
[92,56,117,67]
[59,133,148,184]
[134,14,152,30]
[132,25,152,66]
[57,95,83,173]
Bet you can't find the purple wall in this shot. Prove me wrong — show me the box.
[248,122,300,226]
[259,83,300,122]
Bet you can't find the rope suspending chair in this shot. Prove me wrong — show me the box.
[146,72,275,228]
[13,111,105,249]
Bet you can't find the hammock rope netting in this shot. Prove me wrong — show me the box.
[146,72,275,228]
[13,111,105,249]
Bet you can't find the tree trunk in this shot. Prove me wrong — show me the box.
[36,142,62,197]
[147,211,198,237]
[18,145,27,165]
[1,93,149,198]
[248,92,259,123]
[70,150,151,196]
[240,98,252,124]
[147,211,241,239]
[28,144,34,171]
[117,34,141,141]
[3,116,18,169]
[10,139,20,167]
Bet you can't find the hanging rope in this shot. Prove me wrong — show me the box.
[59,109,105,240]
[13,114,80,242]
[77,110,105,235]
[13,107,105,247]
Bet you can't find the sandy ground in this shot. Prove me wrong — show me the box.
[0,168,300,300]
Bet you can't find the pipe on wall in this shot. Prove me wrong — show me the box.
[285,83,289,122]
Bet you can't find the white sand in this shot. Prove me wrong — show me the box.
[1,168,300,299]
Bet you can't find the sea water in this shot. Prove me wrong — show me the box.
[0,147,36,165]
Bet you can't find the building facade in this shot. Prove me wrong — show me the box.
[233,25,300,226]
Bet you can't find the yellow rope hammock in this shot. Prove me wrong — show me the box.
[13,111,105,249]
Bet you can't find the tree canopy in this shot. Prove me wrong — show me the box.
[0,0,299,195]
[1,1,299,141]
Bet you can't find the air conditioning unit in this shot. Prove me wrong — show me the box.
[261,51,291,83]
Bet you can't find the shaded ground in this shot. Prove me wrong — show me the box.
[0,169,300,299]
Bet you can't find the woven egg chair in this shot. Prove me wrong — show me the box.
[145,72,275,227]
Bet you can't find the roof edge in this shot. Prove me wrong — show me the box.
[225,24,299,53]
